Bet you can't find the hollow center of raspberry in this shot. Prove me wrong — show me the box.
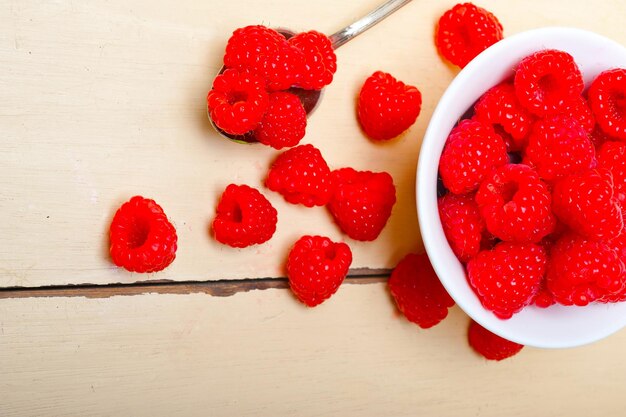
[227,91,249,105]
[324,245,337,260]
[228,204,243,223]
[538,74,558,96]
[128,218,151,249]
[611,92,626,119]
[500,182,519,203]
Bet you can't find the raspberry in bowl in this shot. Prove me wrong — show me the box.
[417,27,626,348]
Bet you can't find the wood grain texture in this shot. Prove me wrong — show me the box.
[1,284,625,417]
[3,0,626,287]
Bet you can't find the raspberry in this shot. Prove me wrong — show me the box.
[109,196,177,273]
[357,71,422,141]
[514,50,584,117]
[473,82,535,151]
[476,164,556,243]
[561,96,595,134]
[524,115,595,182]
[589,124,616,150]
[435,3,503,68]
[588,68,626,141]
[287,235,352,307]
[597,141,626,209]
[439,119,508,195]
[254,92,306,149]
[468,320,524,361]
[552,168,623,241]
[533,283,555,308]
[467,242,547,319]
[266,144,333,207]
[604,227,626,302]
[288,31,337,90]
[212,184,277,248]
[327,168,396,241]
[207,68,269,136]
[224,25,304,91]
[388,253,455,329]
[438,193,485,262]
[546,233,625,306]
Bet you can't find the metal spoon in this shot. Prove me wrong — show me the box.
[209,0,413,143]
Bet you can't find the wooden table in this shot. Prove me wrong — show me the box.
[1,0,625,415]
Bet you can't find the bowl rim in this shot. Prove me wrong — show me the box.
[416,26,626,349]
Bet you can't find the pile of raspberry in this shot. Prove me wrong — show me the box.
[438,49,626,319]
[206,25,337,149]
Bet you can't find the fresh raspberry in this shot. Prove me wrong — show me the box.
[589,124,616,150]
[476,164,555,243]
[266,144,333,207]
[439,119,508,194]
[467,242,547,319]
[514,50,584,117]
[438,193,485,262]
[598,141,626,209]
[287,235,352,307]
[327,168,396,241]
[546,233,625,306]
[561,96,595,134]
[588,68,626,141]
[223,25,304,91]
[254,92,306,149]
[357,71,422,141]
[388,253,455,329]
[604,227,626,302]
[468,320,524,361]
[109,196,177,273]
[207,68,269,136]
[288,31,337,90]
[212,184,277,248]
[435,3,503,68]
[533,283,556,308]
[473,82,535,151]
[524,115,595,182]
[552,168,623,241]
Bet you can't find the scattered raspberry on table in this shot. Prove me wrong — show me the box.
[357,71,422,141]
[212,184,278,248]
[109,196,178,273]
[287,235,352,307]
[435,2,503,68]
[468,320,524,361]
[389,253,455,329]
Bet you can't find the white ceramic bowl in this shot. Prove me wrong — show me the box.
[417,27,626,349]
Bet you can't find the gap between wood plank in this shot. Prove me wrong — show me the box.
[0,268,390,299]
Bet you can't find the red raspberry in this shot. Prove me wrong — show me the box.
[561,96,595,134]
[287,235,352,307]
[109,196,177,273]
[468,320,524,361]
[357,71,422,141]
[476,164,555,243]
[604,226,626,302]
[473,82,536,151]
[212,184,277,248]
[223,25,304,91]
[589,124,616,150]
[552,168,623,241]
[467,242,547,319]
[438,193,485,262]
[327,168,396,241]
[266,144,333,207]
[439,119,508,195]
[588,68,626,141]
[207,68,269,136]
[524,115,595,182]
[435,3,503,68]
[254,92,306,149]
[288,31,337,90]
[598,141,626,209]
[388,253,455,329]
[514,50,584,117]
[546,233,625,306]
[533,283,556,308]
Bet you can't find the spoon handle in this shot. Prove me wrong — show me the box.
[328,0,413,49]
